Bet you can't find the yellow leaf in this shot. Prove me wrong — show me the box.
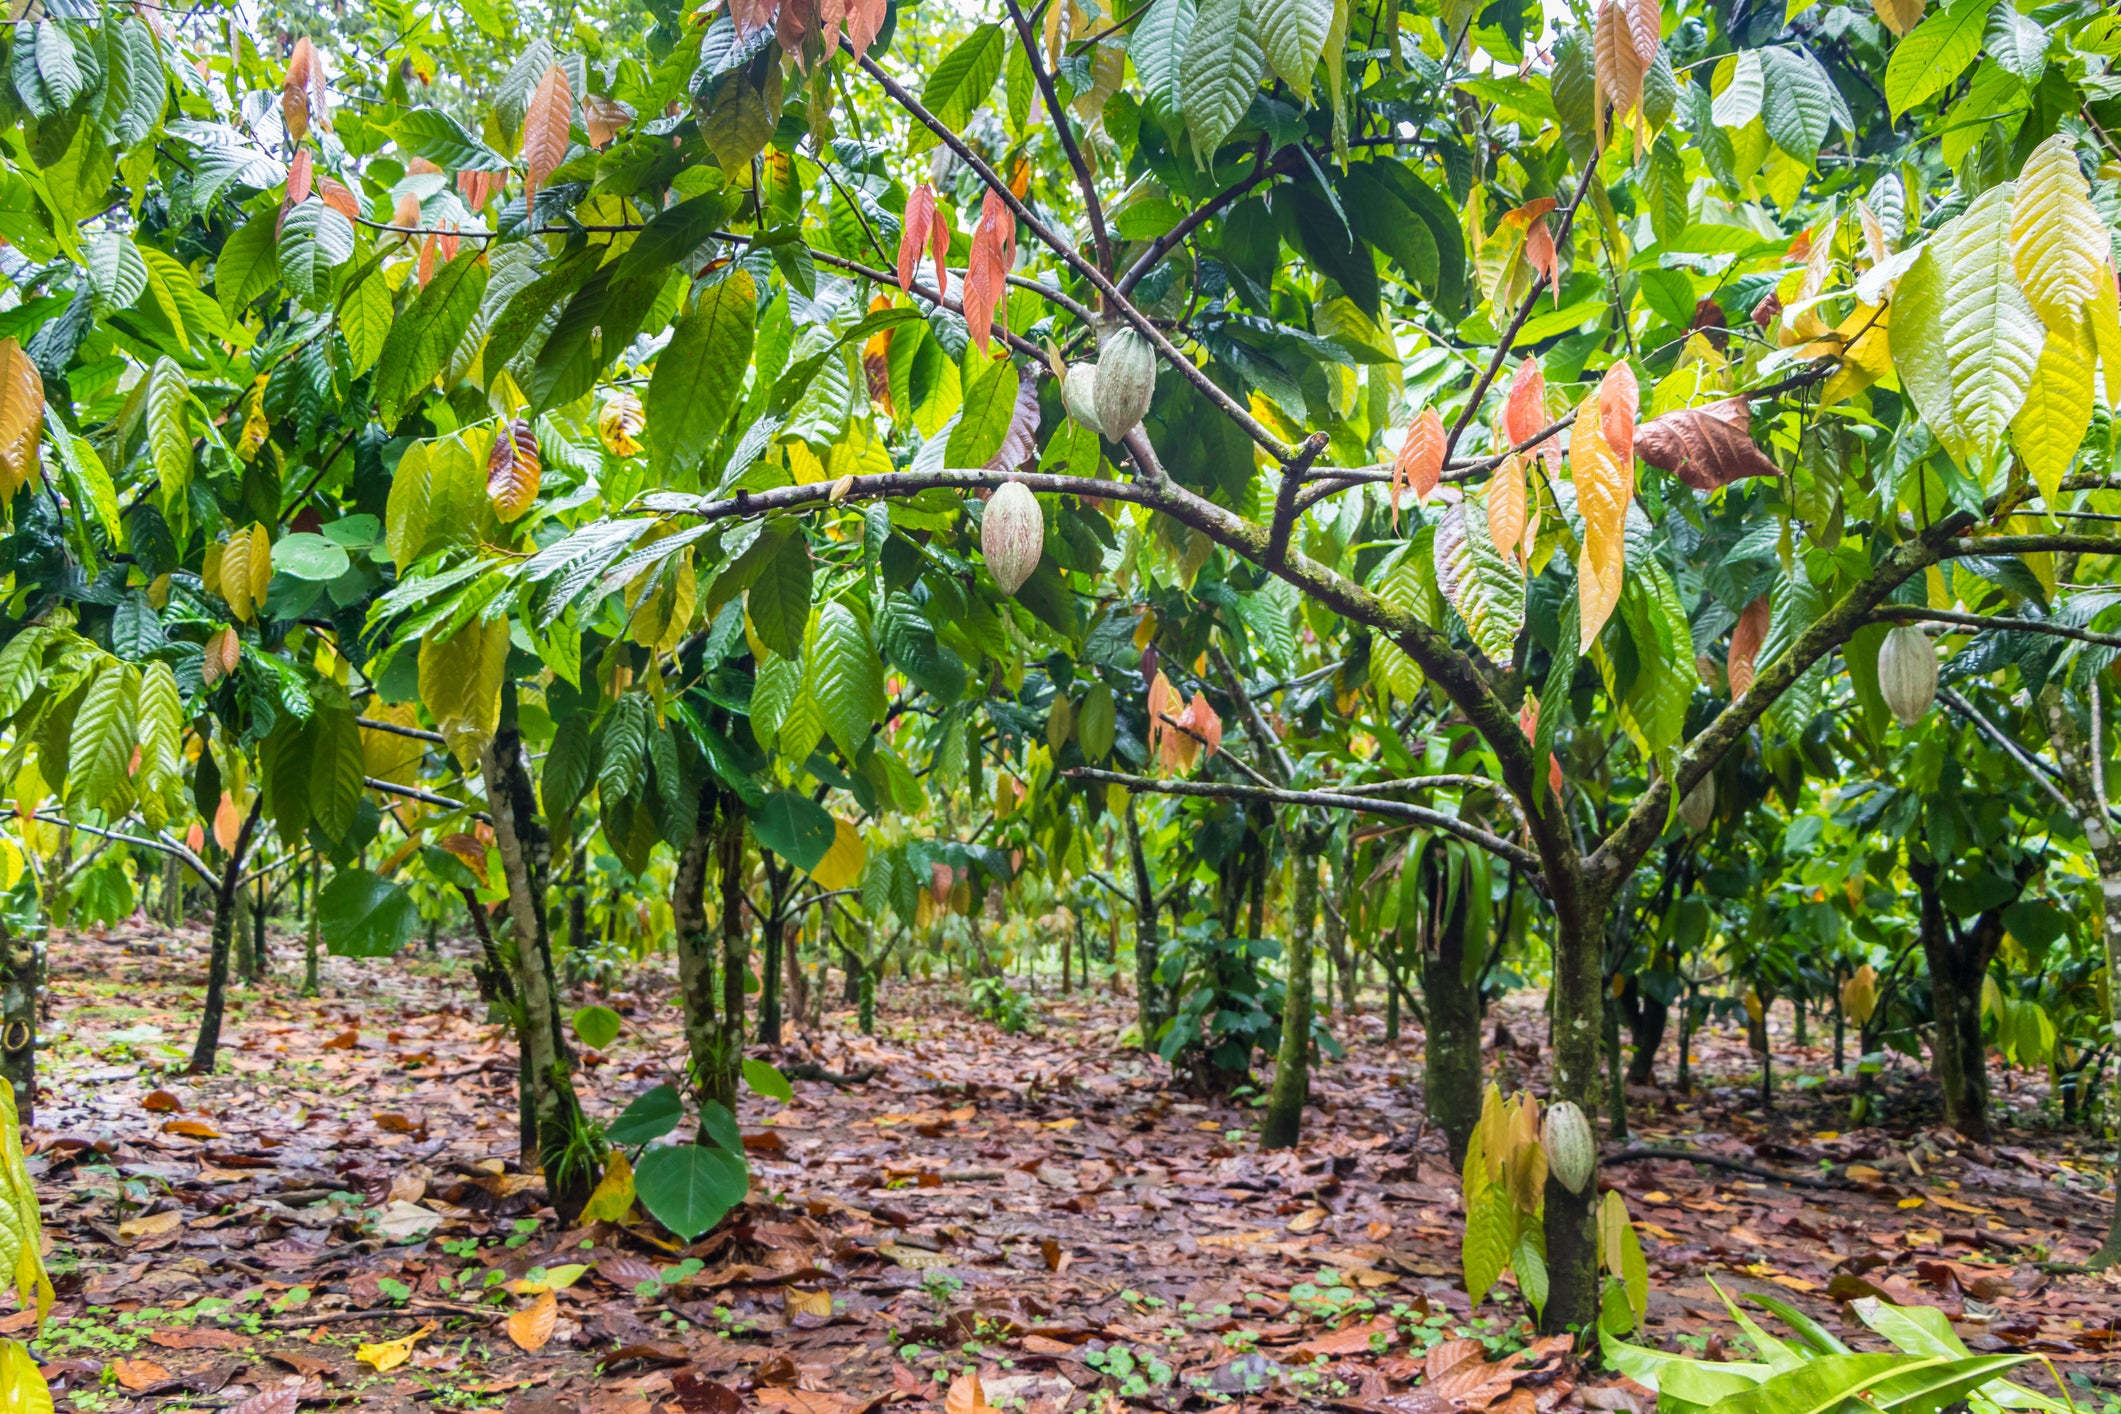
[0,338,44,505]
[1571,395,1629,646]
[1768,1273,1820,1291]
[505,1291,558,1352]
[808,818,866,891]
[508,1263,589,1296]
[2012,315,2095,507]
[2012,134,2109,327]
[117,1210,183,1241]
[1846,1163,1884,1182]
[579,1151,636,1226]
[1870,0,1923,34]
[417,615,510,767]
[1897,1196,1926,1209]
[785,1286,833,1318]
[221,529,255,622]
[356,1321,436,1371]
[249,523,273,606]
[1819,304,1891,406]
[2088,262,2121,407]
[0,1338,52,1414]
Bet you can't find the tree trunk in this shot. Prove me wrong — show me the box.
[1603,995,1630,1141]
[481,720,596,1224]
[674,787,738,1113]
[163,853,182,929]
[760,916,785,1045]
[1383,939,1401,1043]
[303,880,320,997]
[231,884,254,985]
[1910,856,2011,1144]
[1124,798,1164,1050]
[249,874,269,983]
[1540,876,1606,1339]
[1417,856,1482,1167]
[0,918,39,1124]
[713,809,747,1113]
[1263,843,1320,1148]
[1623,978,1666,1086]
[189,797,264,1074]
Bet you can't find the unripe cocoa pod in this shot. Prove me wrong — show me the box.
[1679,772,1715,831]
[1541,1100,1596,1194]
[1878,624,1937,725]
[1093,326,1156,437]
[981,481,1044,596]
[1062,362,1106,435]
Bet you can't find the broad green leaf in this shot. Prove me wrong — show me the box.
[86,231,146,316]
[1890,243,1966,456]
[1461,1181,1512,1306]
[375,247,490,427]
[214,210,280,318]
[806,601,885,759]
[143,357,191,499]
[68,662,138,813]
[1710,50,1764,127]
[572,1005,623,1049]
[749,790,835,870]
[320,869,420,958]
[272,531,351,581]
[1256,0,1333,102]
[1697,1354,1927,1414]
[1179,0,1265,163]
[1936,185,2042,475]
[277,200,356,305]
[747,532,813,661]
[944,359,1019,467]
[338,260,394,376]
[608,1084,685,1146]
[633,1142,748,1242]
[914,26,1006,152]
[1983,3,2046,84]
[1759,47,1846,165]
[1129,0,1196,115]
[742,1058,794,1103]
[1883,0,1984,116]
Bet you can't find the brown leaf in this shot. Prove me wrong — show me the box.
[596,1254,661,1291]
[602,1342,690,1369]
[583,93,634,148]
[149,1328,250,1351]
[522,63,572,212]
[962,191,1014,354]
[162,1117,221,1139]
[282,37,315,141]
[286,149,314,208]
[226,1380,303,1414]
[945,1371,996,1414]
[487,418,541,522]
[1726,595,1771,698]
[1294,1314,1396,1360]
[899,183,935,295]
[1571,391,1631,645]
[671,1371,744,1414]
[142,1090,181,1113]
[322,1028,359,1050]
[111,1359,174,1392]
[505,1290,558,1352]
[1634,398,1779,491]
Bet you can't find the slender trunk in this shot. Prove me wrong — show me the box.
[1677,989,1694,1095]
[189,797,264,1074]
[1060,913,1072,994]
[1911,857,2002,1143]
[1792,996,1809,1048]
[250,874,269,983]
[231,884,254,985]
[1623,979,1667,1086]
[481,719,596,1223]
[712,811,747,1113]
[163,854,182,929]
[303,876,320,997]
[1263,845,1320,1148]
[1831,972,1846,1074]
[673,789,733,1110]
[0,918,39,1124]
[1383,939,1400,1043]
[1124,799,1164,1050]
[760,916,785,1044]
[1417,857,1482,1166]
[1540,874,1606,1339]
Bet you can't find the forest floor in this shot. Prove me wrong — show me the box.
[15,919,2121,1414]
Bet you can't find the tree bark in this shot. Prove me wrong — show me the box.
[1540,871,1606,1339]
[674,787,736,1111]
[1909,855,2022,1144]
[1623,978,1667,1086]
[714,808,748,1112]
[189,796,264,1074]
[1124,798,1165,1050]
[481,720,596,1224]
[1417,851,1482,1167]
[1262,841,1321,1148]
[0,917,39,1124]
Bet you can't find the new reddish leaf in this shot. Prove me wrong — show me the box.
[1393,407,1445,524]
[522,63,572,214]
[487,418,541,522]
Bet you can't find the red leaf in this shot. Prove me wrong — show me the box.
[1727,595,1771,698]
[1393,407,1445,524]
[522,63,572,214]
[487,418,542,522]
[286,149,313,208]
[1634,397,1779,491]
[898,183,935,295]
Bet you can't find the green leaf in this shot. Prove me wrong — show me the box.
[598,693,651,803]
[1461,1182,1512,1306]
[338,259,394,376]
[277,200,356,305]
[214,210,280,318]
[69,662,138,813]
[749,790,835,870]
[319,869,420,958]
[273,532,351,581]
[747,532,814,661]
[742,1058,794,1103]
[143,356,191,500]
[1179,0,1264,163]
[915,25,1006,152]
[1889,243,1965,457]
[1936,185,2042,476]
[1434,496,1524,666]
[572,1005,624,1049]
[645,268,759,481]
[1076,680,1116,759]
[1983,3,2046,84]
[944,360,1020,467]
[375,246,490,427]
[86,230,146,316]
[633,1142,749,1242]
[806,601,885,759]
[394,107,514,170]
[877,595,968,702]
[1759,47,1845,165]
[1883,0,1985,117]
[1128,0,1196,115]
[308,692,366,844]
[608,1084,685,1146]
[698,1098,743,1154]
[1255,0,1332,102]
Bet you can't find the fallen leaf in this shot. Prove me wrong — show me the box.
[946,1371,996,1414]
[117,1210,183,1241]
[110,1359,173,1392]
[226,1381,303,1414]
[148,1329,250,1351]
[1287,1207,1328,1233]
[1293,1314,1396,1360]
[142,1090,181,1113]
[160,1119,221,1139]
[508,1263,589,1296]
[1846,1164,1885,1183]
[785,1287,832,1319]
[355,1322,436,1371]
[322,1029,359,1049]
[506,1291,558,1352]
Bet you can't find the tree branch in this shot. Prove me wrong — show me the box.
[1937,688,2074,815]
[357,715,447,745]
[366,776,489,821]
[1003,0,1112,275]
[1264,431,1333,568]
[1062,766,1542,873]
[1442,164,1598,460]
[852,48,1296,462]
[24,811,218,887]
[1870,605,2121,652]
[1116,135,1277,296]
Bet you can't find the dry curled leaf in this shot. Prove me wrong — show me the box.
[583,93,634,148]
[1634,398,1779,491]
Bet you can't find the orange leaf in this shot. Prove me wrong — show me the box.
[1487,453,1527,565]
[1592,0,1644,147]
[522,63,572,214]
[584,93,632,149]
[487,418,542,522]
[391,191,422,228]
[0,336,44,504]
[1570,393,1631,645]
[282,37,315,141]
[1181,692,1222,760]
[506,1290,558,1352]
[1392,407,1445,524]
[318,177,359,222]
[416,232,438,287]
[161,1118,222,1138]
[1597,361,1639,470]
[898,183,935,295]
[213,792,242,851]
[285,149,313,208]
[1624,0,1660,65]
[1145,671,1180,766]
[963,191,1014,354]
[112,1359,173,1392]
[944,1371,995,1414]
[1727,596,1770,697]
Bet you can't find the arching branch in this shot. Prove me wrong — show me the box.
[1871,605,2121,652]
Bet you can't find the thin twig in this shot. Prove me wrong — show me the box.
[1871,604,2121,653]
[356,716,447,745]
[1003,0,1112,274]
